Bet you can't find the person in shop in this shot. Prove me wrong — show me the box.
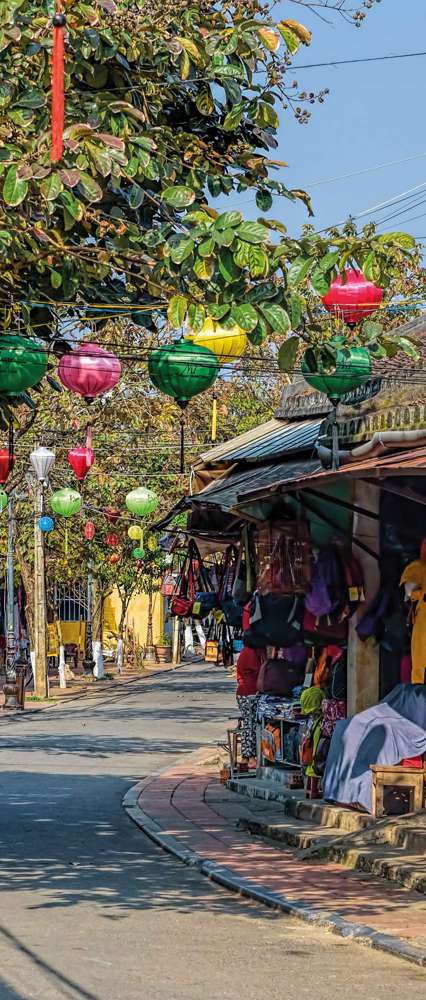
[300,686,326,799]
[236,645,263,767]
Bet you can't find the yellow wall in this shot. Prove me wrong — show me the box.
[103,588,164,650]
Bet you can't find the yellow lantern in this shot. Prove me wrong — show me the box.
[185,317,247,363]
[128,524,143,541]
[147,535,157,552]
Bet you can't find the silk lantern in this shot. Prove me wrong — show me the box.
[0,449,13,484]
[30,446,55,484]
[67,445,95,482]
[58,343,121,402]
[132,547,145,559]
[50,488,82,517]
[106,532,120,548]
[128,524,143,541]
[301,340,372,403]
[39,515,55,533]
[125,487,158,517]
[185,318,247,362]
[109,552,120,565]
[84,520,96,541]
[148,340,219,472]
[322,270,383,325]
[0,335,48,395]
[0,489,8,513]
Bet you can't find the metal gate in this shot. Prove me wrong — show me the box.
[54,583,88,622]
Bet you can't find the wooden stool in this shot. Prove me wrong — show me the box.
[370,765,424,818]
[226,727,242,775]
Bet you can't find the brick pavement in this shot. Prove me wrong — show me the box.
[137,758,426,959]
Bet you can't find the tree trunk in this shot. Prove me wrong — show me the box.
[16,541,34,649]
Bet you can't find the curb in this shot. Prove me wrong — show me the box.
[123,765,426,971]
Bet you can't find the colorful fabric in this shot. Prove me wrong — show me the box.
[300,686,325,716]
[400,560,426,683]
[236,646,262,696]
[237,694,259,759]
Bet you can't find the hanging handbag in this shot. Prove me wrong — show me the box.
[300,719,320,766]
[160,572,175,597]
[244,593,304,649]
[170,542,196,617]
[219,545,243,627]
[204,618,220,663]
[257,658,304,697]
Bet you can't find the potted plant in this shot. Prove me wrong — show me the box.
[155,632,172,664]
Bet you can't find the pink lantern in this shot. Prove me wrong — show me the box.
[58,343,121,402]
[322,269,383,325]
[67,445,95,481]
[84,520,96,541]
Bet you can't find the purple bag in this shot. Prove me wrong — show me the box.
[356,588,391,641]
[305,549,346,618]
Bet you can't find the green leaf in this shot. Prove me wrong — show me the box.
[128,183,145,209]
[257,27,281,53]
[176,36,203,65]
[214,210,243,231]
[196,87,214,116]
[187,303,206,332]
[213,228,235,248]
[254,102,279,129]
[362,251,380,283]
[198,236,215,258]
[218,248,241,282]
[248,245,269,278]
[223,103,244,131]
[167,295,188,327]
[86,142,112,177]
[289,293,304,329]
[207,175,222,198]
[287,256,315,287]
[235,221,269,244]
[248,321,268,346]
[278,336,299,373]
[40,172,63,201]
[259,302,291,334]
[3,165,28,206]
[362,320,383,343]
[231,303,259,333]
[59,190,83,221]
[392,336,419,359]
[162,185,196,209]
[208,304,231,321]
[377,231,416,249]
[77,172,103,202]
[193,256,214,281]
[16,88,45,108]
[278,23,300,53]
[256,189,273,212]
[50,269,62,289]
[310,266,331,296]
[233,240,251,268]
[319,250,340,273]
[169,238,195,264]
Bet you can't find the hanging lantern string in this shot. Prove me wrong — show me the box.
[51,1,66,163]
[210,394,217,443]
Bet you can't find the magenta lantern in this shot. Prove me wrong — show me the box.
[58,343,121,402]
[322,269,383,325]
[67,445,95,482]
[84,520,96,541]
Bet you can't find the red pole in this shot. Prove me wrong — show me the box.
[51,4,66,162]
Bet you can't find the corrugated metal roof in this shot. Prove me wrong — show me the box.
[192,457,321,512]
[237,445,426,503]
[198,418,322,466]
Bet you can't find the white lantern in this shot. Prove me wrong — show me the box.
[29,446,55,483]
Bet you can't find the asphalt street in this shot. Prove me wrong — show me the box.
[0,662,424,999]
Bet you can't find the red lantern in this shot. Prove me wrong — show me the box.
[109,553,120,565]
[0,449,13,484]
[106,507,120,523]
[106,531,119,548]
[58,343,121,402]
[67,445,95,482]
[84,520,96,541]
[322,269,383,325]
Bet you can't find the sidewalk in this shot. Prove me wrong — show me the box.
[124,752,426,969]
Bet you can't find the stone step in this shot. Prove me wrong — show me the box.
[320,840,426,894]
[237,812,343,851]
[228,776,374,834]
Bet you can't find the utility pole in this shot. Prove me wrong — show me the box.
[83,559,95,672]
[171,615,180,666]
[3,492,17,708]
[33,479,48,699]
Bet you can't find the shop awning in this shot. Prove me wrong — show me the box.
[234,444,426,505]
[191,457,321,513]
[196,418,322,468]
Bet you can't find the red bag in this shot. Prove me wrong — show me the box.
[303,609,347,644]
[170,596,193,617]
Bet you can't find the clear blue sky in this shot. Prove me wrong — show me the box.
[230,1,426,240]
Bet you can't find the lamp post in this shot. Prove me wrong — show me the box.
[83,558,95,672]
[29,447,55,699]
[3,492,17,708]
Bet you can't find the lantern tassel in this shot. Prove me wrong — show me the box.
[64,525,68,557]
[51,6,66,163]
[211,394,217,443]
[179,411,185,474]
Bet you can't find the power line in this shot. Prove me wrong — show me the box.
[293,50,426,70]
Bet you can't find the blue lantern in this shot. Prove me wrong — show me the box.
[39,515,55,533]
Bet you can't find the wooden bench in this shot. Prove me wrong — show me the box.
[370,764,425,818]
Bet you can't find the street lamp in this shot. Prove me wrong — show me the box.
[29,446,55,699]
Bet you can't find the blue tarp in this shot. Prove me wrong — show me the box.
[323,684,426,813]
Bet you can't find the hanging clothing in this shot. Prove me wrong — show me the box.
[237,694,259,759]
[400,560,426,684]
[236,646,262,696]
[300,686,325,778]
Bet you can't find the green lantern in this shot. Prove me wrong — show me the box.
[0,335,48,395]
[148,340,219,472]
[301,340,372,404]
[125,487,158,517]
[148,339,218,404]
[132,546,145,559]
[0,489,7,513]
[50,488,82,517]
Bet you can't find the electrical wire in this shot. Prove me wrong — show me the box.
[293,51,426,70]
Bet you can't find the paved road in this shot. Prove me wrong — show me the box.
[0,662,424,1000]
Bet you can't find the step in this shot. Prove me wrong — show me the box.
[228,776,375,834]
[321,840,426,894]
[237,812,343,851]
